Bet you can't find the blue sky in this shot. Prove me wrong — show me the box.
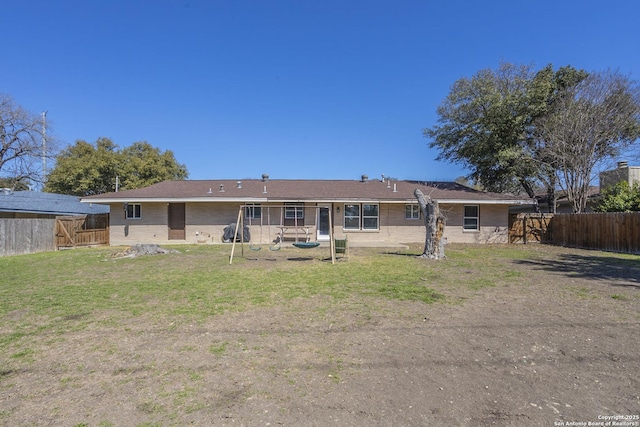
[2,0,639,183]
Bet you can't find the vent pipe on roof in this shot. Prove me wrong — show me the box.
[262,173,269,181]
[207,188,212,194]
[219,184,225,192]
[393,183,398,192]
[237,181,242,189]
[263,185,267,194]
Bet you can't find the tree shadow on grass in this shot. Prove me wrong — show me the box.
[514,252,640,289]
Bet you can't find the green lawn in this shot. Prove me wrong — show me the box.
[1,242,636,361]
[0,244,532,346]
[2,243,639,426]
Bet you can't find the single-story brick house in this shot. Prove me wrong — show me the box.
[81,176,533,246]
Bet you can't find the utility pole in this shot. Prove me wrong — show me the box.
[42,111,47,190]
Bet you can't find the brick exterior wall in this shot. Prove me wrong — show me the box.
[107,201,510,246]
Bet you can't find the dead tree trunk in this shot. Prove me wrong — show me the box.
[414,188,446,259]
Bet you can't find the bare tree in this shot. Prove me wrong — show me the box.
[534,70,640,213]
[0,94,56,188]
[414,188,446,259]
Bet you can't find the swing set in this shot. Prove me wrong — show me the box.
[247,205,281,252]
[229,204,342,264]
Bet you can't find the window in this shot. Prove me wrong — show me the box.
[344,204,360,230]
[362,204,379,230]
[463,205,479,231]
[343,203,379,230]
[284,203,304,220]
[405,204,420,220]
[125,203,141,219]
[245,204,261,220]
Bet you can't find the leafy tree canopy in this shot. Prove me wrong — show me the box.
[119,141,188,190]
[425,63,544,197]
[425,62,640,213]
[424,62,591,201]
[594,181,640,212]
[533,69,640,212]
[44,138,188,196]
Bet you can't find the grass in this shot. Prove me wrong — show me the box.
[0,243,556,359]
[1,242,638,425]
[1,243,636,323]
[0,244,580,322]
[1,245,440,322]
[209,342,229,356]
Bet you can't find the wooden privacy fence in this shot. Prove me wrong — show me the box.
[0,214,109,257]
[0,218,56,256]
[550,212,640,254]
[56,214,109,248]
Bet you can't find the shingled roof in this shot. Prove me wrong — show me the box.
[1,190,110,216]
[82,179,533,205]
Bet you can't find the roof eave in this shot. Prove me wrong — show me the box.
[81,197,534,205]
[437,199,535,205]
[80,197,269,203]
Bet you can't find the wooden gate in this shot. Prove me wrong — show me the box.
[55,214,110,248]
[509,213,553,244]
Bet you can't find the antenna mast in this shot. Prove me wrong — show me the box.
[42,111,47,188]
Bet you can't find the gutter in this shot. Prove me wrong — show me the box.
[81,197,533,206]
[80,197,269,203]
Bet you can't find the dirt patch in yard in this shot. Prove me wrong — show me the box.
[1,245,639,426]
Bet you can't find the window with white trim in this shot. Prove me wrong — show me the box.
[344,204,360,230]
[463,205,479,231]
[362,204,379,229]
[284,203,304,220]
[405,204,420,220]
[344,203,379,230]
[125,203,141,219]
[245,204,261,220]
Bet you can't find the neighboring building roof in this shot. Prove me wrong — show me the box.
[538,186,601,203]
[599,161,640,190]
[0,190,110,216]
[81,178,534,205]
[511,186,601,213]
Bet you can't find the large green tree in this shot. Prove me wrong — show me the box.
[424,62,548,198]
[119,141,188,190]
[527,65,590,212]
[44,138,188,196]
[426,62,640,213]
[533,69,640,212]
